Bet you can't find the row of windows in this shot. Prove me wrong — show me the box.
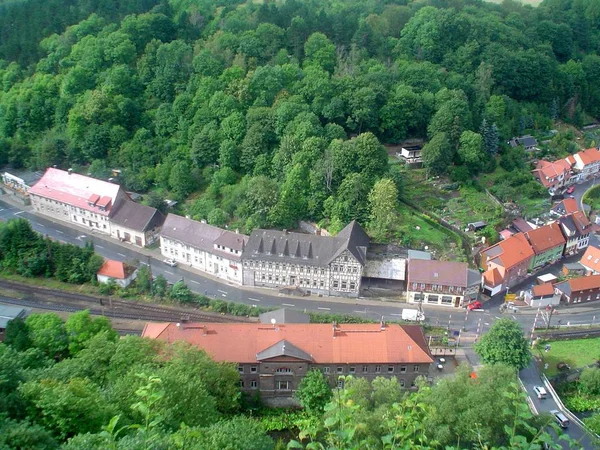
[216,244,240,254]
[259,274,357,291]
[246,261,360,275]
[239,380,259,389]
[323,365,419,375]
[411,283,460,293]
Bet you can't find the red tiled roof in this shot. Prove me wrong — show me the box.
[532,283,555,297]
[499,229,514,240]
[533,159,572,187]
[576,148,600,166]
[569,274,600,292]
[142,323,434,364]
[408,259,468,287]
[483,268,502,287]
[97,259,136,279]
[29,168,121,216]
[553,198,580,215]
[571,211,592,233]
[481,232,534,270]
[525,222,566,254]
[580,246,600,272]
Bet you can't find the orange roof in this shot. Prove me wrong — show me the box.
[525,222,566,254]
[481,232,534,270]
[580,246,600,272]
[142,322,434,364]
[532,283,555,297]
[571,211,592,232]
[483,268,502,287]
[97,259,136,279]
[533,159,572,187]
[560,198,580,215]
[576,148,600,166]
[569,274,600,292]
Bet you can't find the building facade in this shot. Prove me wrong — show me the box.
[241,221,369,297]
[525,222,566,270]
[559,212,592,256]
[406,259,470,308]
[109,200,165,247]
[142,322,433,405]
[555,275,600,304]
[160,214,248,284]
[573,148,600,181]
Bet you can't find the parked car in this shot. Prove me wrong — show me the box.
[533,386,547,399]
[566,185,576,194]
[163,258,178,267]
[467,301,483,310]
[550,410,569,428]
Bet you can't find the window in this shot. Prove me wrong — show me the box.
[333,280,339,288]
[276,367,293,374]
[375,365,381,373]
[268,275,272,281]
[261,274,265,280]
[341,281,347,289]
[251,366,257,373]
[362,365,368,373]
[400,366,407,373]
[387,365,394,373]
[413,366,419,372]
[441,296,453,305]
[399,379,405,388]
[277,381,290,390]
[337,379,344,389]
[333,265,338,272]
[323,367,330,374]
[321,269,325,275]
[251,380,258,389]
[238,366,244,374]
[239,381,245,388]
[337,367,343,374]
[350,282,356,290]
[427,295,439,304]
[320,280,324,287]
[349,367,356,374]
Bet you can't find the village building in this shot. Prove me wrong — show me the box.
[241,221,369,298]
[523,283,560,308]
[558,211,592,256]
[555,274,600,304]
[524,222,566,270]
[509,135,538,151]
[0,304,29,341]
[406,259,475,308]
[480,233,535,296]
[579,245,600,275]
[572,147,600,182]
[532,158,573,193]
[551,198,580,217]
[562,262,586,277]
[96,259,137,288]
[109,200,165,247]
[160,214,248,285]
[142,322,433,406]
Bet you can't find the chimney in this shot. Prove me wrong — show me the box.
[332,321,337,338]
[68,168,73,175]
[380,318,386,330]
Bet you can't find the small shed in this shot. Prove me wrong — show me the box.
[536,273,558,285]
[97,259,137,288]
[562,262,586,277]
[523,283,560,308]
[0,303,30,341]
[467,221,488,232]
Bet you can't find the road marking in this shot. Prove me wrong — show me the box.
[14,211,24,216]
[217,289,228,295]
[248,297,261,302]
[354,310,367,314]
[484,322,490,326]
[56,230,64,234]
[190,280,200,284]
[165,270,174,275]
[37,224,45,228]
[140,261,148,266]
[221,294,227,297]
[117,253,126,258]
[390,313,402,316]
[512,315,517,320]
[318,307,331,311]
[495,316,501,320]
[282,303,295,307]
[95,245,104,249]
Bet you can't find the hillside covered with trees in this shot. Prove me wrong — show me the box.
[0,0,599,239]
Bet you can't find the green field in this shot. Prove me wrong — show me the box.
[540,337,600,376]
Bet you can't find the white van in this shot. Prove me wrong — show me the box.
[533,386,547,399]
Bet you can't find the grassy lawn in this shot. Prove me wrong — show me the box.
[540,337,600,377]
[583,185,600,212]
[401,169,504,230]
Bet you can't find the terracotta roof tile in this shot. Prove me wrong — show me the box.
[568,274,600,292]
[532,283,555,297]
[525,222,566,254]
[483,268,502,287]
[143,323,434,364]
[481,232,534,270]
[580,246,600,272]
[97,259,136,279]
[576,148,600,166]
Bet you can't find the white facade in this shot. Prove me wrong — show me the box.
[160,236,244,284]
[243,250,363,297]
[97,271,137,288]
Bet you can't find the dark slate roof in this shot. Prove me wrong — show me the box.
[467,269,481,288]
[510,135,538,148]
[256,339,313,362]
[0,304,29,329]
[160,214,248,256]
[110,200,165,232]
[259,308,310,324]
[242,221,369,268]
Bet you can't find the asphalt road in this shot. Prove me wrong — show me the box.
[520,361,596,449]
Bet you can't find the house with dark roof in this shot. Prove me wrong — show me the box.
[241,221,369,297]
[509,135,538,151]
[259,308,310,324]
[406,259,473,308]
[555,274,600,304]
[525,222,566,270]
[109,199,165,247]
[96,259,137,288]
[480,233,535,296]
[160,214,249,284]
[0,303,30,341]
[142,322,433,405]
[559,211,592,256]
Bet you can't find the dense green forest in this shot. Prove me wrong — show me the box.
[0,0,599,237]
[0,311,582,449]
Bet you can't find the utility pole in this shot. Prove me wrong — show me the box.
[531,306,541,347]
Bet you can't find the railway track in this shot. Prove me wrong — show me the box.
[0,278,253,324]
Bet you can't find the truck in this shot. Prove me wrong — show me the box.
[402,309,425,322]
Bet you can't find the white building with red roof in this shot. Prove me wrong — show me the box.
[29,168,127,235]
[573,148,600,181]
[96,259,137,288]
[532,158,573,193]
